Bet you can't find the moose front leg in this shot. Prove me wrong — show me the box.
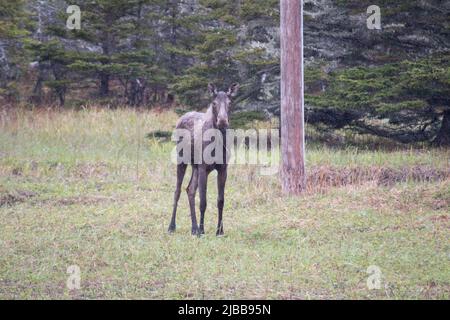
[216,167,227,236]
[198,165,208,236]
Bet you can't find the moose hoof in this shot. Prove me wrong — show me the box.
[216,231,224,237]
[168,225,176,234]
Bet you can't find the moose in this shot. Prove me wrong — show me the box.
[168,83,239,236]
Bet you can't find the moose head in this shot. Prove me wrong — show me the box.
[208,83,239,129]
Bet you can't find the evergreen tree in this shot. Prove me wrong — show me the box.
[25,39,76,106]
[1,0,449,146]
[0,0,27,37]
[307,53,450,145]
[66,0,148,96]
[172,0,242,107]
[0,0,29,101]
[233,0,279,111]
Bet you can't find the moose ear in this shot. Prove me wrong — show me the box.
[227,83,240,97]
[208,83,218,96]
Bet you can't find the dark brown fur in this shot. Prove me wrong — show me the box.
[169,83,239,236]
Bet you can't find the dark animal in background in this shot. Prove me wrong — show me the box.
[169,83,240,236]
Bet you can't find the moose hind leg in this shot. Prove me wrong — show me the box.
[168,164,187,233]
[187,166,199,235]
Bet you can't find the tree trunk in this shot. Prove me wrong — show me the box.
[100,73,109,96]
[100,13,113,97]
[435,110,450,147]
[169,0,178,75]
[280,0,306,195]
[31,76,44,105]
[30,66,46,105]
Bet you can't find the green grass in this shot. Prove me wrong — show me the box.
[0,108,449,299]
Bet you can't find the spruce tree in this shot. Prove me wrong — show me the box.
[0,0,29,100]
[171,0,242,107]
[66,0,148,96]
[307,53,450,145]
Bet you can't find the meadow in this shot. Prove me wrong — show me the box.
[0,107,449,299]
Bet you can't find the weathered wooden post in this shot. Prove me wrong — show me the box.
[280,0,306,195]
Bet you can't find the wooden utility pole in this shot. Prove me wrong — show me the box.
[280,0,306,195]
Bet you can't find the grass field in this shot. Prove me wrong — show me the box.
[0,108,449,299]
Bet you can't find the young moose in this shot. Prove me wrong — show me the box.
[169,83,239,236]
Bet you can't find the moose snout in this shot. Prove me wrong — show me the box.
[217,118,229,128]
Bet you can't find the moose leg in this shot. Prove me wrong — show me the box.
[217,167,227,236]
[198,165,208,235]
[168,164,187,233]
[187,165,199,235]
